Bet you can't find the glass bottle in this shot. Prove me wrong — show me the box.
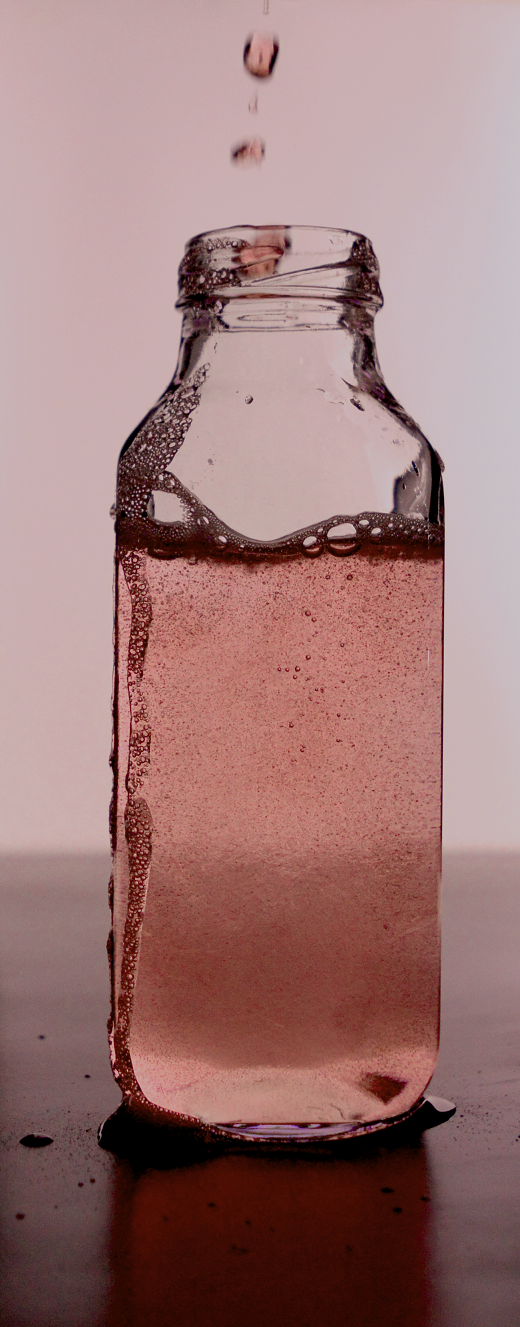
[109,226,444,1141]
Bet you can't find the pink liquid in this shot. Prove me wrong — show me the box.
[111,539,443,1133]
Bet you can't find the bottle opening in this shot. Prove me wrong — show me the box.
[177,225,383,310]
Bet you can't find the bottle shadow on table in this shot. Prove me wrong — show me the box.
[101,1105,449,1327]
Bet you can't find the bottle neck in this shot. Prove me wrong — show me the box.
[176,300,385,400]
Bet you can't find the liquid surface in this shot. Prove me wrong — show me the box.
[112,537,443,1129]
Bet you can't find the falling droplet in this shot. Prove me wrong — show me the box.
[231,139,265,166]
[244,33,279,79]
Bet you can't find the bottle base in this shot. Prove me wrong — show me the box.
[209,1095,454,1142]
[98,1094,455,1158]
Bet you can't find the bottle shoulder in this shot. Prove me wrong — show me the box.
[117,347,443,537]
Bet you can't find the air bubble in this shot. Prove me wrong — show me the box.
[302,540,323,558]
[327,522,357,540]
[303,535,317,548]
[245,396,253,404]
[305,654,311,660]
[218,535,228,545]
[244,33,279,79]
[304,611,311,617]
[148,491,187,524]
[371,527,382,537]
[358,519,369,527]
[294,666,300,672]
[328,540,360,557]
[289,722,294,728]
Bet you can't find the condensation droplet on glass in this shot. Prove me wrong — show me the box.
[231,139,265,166]
[244,33,279,79]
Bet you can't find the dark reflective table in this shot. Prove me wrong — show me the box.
[1,852,519,1326]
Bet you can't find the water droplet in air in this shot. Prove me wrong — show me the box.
[245,395,253,404]
[231,139,265,166]
[244,33,279,79]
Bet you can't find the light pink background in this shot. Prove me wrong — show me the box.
[0,0,518,851]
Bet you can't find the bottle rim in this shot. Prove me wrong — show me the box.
[177,225,383,310]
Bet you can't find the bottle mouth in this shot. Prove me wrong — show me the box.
[177,225,383,310]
